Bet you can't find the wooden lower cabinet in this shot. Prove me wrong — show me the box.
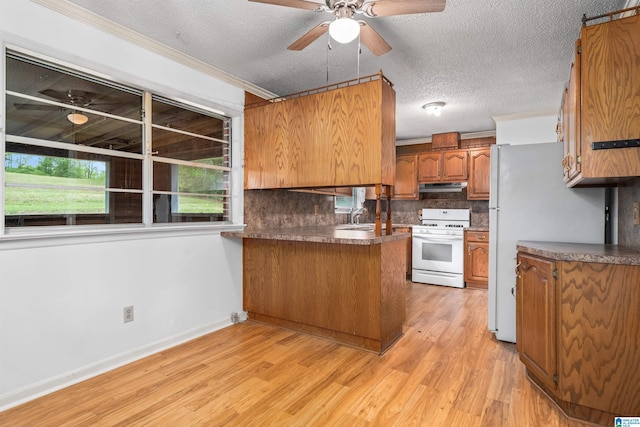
[464,230,489,288]
[243,237,407,353]
[515,253,557,391]
[393,226,412,277]
[516,251,640,425]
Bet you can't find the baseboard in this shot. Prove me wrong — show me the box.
[0,318,232,411]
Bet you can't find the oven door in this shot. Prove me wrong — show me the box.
[412,230,464,274]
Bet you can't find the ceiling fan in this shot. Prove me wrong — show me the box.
[13,89,115,125]
[249,0,446,56]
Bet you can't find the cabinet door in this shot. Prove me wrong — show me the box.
[465,242,489,287]
[467,148,491,200]
[393,155,419,200]
[417,152,441,182]
[442,150,468,181]
[516,253,557,391]
[578,14,640,181]
[564,40,581,182]
[464,230,489,288]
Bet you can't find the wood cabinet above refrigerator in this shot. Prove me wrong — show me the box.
[561,11,640,187]
[244,73,396,190]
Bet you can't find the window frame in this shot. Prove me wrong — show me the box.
[2,47,236,238]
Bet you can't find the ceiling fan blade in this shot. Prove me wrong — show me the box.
[287,21,330,51]
[358,22,392,56]
[13,103,65,111]
[249,0,323,11]
[365,0,446,16]
[39,89,70,100]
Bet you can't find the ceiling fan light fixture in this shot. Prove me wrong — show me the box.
[67,112,89,125]
[422,101,446,117]
[329,17,360,44]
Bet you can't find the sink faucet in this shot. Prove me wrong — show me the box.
[349,206,367,224]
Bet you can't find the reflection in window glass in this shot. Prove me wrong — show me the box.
[152,97,227,139]
[6,55,142,120]
[151,128,228,165]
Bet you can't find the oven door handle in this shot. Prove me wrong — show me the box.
[413,235,463,242]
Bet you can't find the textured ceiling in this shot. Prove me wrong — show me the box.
[64,0,628,140]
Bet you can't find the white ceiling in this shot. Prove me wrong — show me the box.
[59,0,628,140]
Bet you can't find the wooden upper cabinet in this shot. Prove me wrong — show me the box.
[244,75,396,189]
[567,13,640,186]
[393,155,419,200]
[516,253,557,392]
[442,150,468,181]
[418,149,468,183]
[417,152,441,182]
[467,148,491,200]
[561,40,581,183]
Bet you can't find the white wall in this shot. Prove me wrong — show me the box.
[494,111,558,145]
[0,1,244,409]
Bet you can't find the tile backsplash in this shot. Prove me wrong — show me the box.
[244,189,341,229]
[364,197,489,228]
[245,188,489,229]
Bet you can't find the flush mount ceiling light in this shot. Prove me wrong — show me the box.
[329,9,360,44]
[422,101,446,117]
[67,112,89,125]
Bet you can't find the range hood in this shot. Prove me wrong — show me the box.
[419,182,467,193]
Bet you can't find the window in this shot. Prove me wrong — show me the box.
[335,188,366,215]
[151,97,231,223]
[3,50,232,231]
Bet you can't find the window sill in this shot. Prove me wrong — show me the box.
[0,223,247,250]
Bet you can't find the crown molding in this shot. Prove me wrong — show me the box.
[491,108,557,123]
[30,0,278,101]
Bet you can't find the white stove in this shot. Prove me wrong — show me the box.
[412,208,470,288]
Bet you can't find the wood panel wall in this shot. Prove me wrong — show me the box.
[244,78,395,189]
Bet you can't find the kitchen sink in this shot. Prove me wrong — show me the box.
[335,224,376,231]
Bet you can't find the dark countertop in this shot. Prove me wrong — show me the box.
[221,225,411,246]
[517,241,640,266]
[466,227,489,232]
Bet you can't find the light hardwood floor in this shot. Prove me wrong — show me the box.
[0,282,590,426]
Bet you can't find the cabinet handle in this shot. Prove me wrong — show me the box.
[468,245,471,255]
[478,235,486,240]
[515,261,522,279]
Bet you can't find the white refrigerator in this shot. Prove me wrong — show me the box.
[488,142,605,343]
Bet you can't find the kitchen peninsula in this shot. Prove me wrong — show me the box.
[222,226,409,353]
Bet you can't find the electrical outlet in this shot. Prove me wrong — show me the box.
[314,204,319,216]
[123,306,134,323]
[635,201,640,225]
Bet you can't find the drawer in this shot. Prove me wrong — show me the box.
[466,230,488,242]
